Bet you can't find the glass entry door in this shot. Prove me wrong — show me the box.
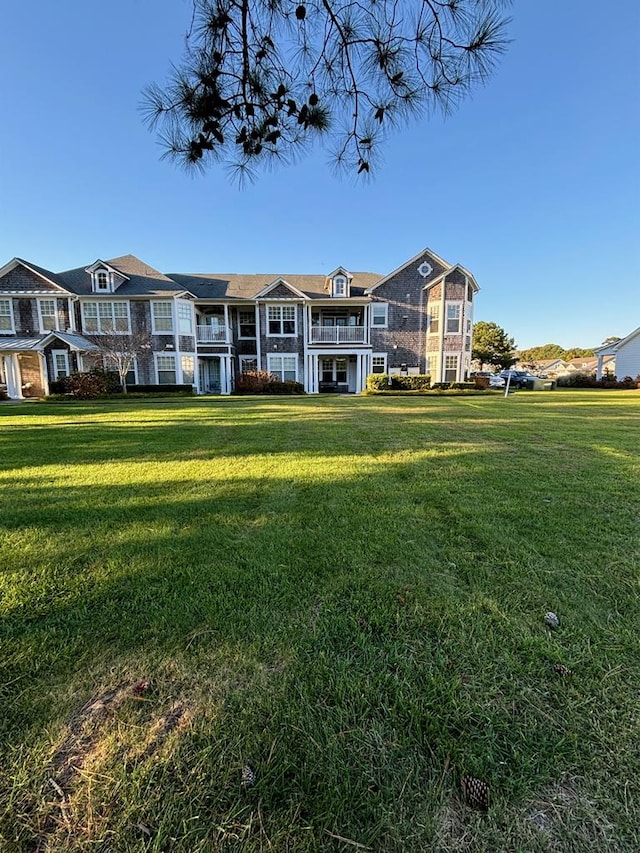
[199,358,221,393]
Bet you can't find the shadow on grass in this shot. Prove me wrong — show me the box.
[1,396,639,851]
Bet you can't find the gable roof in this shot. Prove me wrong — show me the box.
[84,259,130,280]
[365,247,453,293]
[0,332,98,352]
[593,327,640,354]
[57,255,186,297]
[254,278,308,299]
[423,263,480,293]
[0,258,71,292]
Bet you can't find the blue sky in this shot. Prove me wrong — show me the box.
[1,0,638,349]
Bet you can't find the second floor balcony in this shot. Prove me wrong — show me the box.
[309,325,368,344]
[196,323,232,344]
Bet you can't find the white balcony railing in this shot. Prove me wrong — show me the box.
[196,324,231,343]
[310,326,367,344]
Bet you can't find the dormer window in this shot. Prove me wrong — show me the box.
[333,276,346,297]
[92,269,112,292]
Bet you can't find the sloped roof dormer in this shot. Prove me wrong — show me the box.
[85,260,130,294]
[326,266,352,298]
[255,278,307,299]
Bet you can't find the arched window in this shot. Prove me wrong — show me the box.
[95,270,110,291]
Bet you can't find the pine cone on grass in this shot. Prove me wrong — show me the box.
[461,776,489,810]
[241,764,256,789]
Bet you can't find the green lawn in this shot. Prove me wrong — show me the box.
[1,392,638,852]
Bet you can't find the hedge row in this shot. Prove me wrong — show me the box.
[367,373,432,391]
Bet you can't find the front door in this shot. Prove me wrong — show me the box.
[199,358,221,393]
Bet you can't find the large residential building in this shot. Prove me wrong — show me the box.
[0,247,478,399]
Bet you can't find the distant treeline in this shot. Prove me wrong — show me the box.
[517,344,594,362]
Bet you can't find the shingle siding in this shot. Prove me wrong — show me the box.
[1,249,478,395]
[0,265,61,293]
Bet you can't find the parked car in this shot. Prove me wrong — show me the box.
[499,370,537,389]
[488,374,506,387]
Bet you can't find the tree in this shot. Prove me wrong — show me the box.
[87,331,152,393]
[517,343,565,362]
[472,320,516,370]
[564,347,594,359]
[143,0,512,181]
[601,336,622,346]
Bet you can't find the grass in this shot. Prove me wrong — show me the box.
[0,391,638,852]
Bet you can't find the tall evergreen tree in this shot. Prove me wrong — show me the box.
[143,0,512,181]
[472,320,516,370]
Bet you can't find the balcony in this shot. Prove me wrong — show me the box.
[196,324,231,344]
[309,326,367,345]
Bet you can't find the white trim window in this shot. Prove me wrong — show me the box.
[152,301,174,333]
[267,304,296,336]
[444,354,459,382]
[445,302,462,334]
[426,354,438,378]
[82,301,130,333]
[125,357,138,385]
[239,355,258,372]
[371,302,388,328]
[0,299,14,332]
[52,349,70,379]
[94,270,111,292]
[156,353,177,384]
[268,354,297,381]
[177,302,193,336]
[332,275,347,297]
[238,309,257,338]
[428,304,440,334]
[181,355,195,384]
[38,299,59,332]
[371,353,387,374]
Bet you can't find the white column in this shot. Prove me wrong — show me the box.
[38,352,50,397]
[5,354,23,399]
[223,304,230,342]
[222,356,232,394]
[596,353,604,380]
[356,354,362,394]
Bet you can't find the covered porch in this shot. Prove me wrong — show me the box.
[0,348,47,399]
[0,333,98,399]
[305,351,371,394]
[197,354,234,395]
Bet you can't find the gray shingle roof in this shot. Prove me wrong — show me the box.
[56,255,186,296]
[5,254,383,300]
[168,272,383,300]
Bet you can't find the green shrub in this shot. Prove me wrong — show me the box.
[557,372,638,390]
[127,384,194,394]
[61,371,111,399]
[390,374,431,391]
[366,373,390,391]
[264,380,305,395]
[557,372,597,388]
[235,371,304,395]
